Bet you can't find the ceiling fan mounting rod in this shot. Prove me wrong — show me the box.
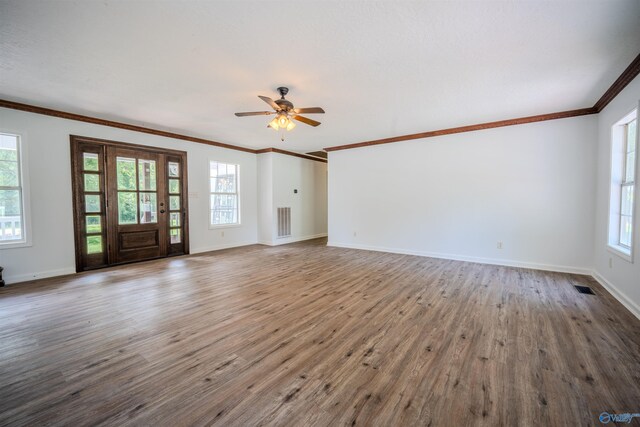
[277,86,289,99]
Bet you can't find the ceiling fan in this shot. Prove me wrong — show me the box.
[235,87,325,141]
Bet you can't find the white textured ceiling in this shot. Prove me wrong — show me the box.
[1,1,639,152]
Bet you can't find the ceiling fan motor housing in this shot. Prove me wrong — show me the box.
[275,98,294,111]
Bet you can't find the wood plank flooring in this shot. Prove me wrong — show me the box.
[1,238,639,426]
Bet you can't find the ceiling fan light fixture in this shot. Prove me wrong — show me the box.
[268,116,280,130]
[235,87,325,141]
[278,113,289,128]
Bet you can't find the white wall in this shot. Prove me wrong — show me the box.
[0,107,259,284]
[257,152,274,244]
[592,75,640,318]
[328,114,598,273]
[258,152,327,245]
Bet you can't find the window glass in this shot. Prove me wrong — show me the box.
[210,161,239,226]
[608,112,637,257]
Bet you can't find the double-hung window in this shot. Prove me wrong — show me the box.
[209,161,240,226]
[0,133,28,246]
[608,109,637,260]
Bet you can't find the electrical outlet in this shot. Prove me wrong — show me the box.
[497,241,503,249]
[353,231,357,237]
[221,231,225,237]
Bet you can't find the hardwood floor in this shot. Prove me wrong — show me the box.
[1,238,639,426]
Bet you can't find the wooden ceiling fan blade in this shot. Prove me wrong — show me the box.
[293,115,321,127]
[293,107,325,114]
[234,111,274,117]
[258,95,280,111]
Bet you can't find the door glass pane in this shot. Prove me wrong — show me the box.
[139,193,157,223]
[169,195,180,211]
[138,160,157,191]
[169,179,180,194]
[117,157,137,190]
[87,235,103,254]
[83,153,99,171]
[170,228,181,244]
[169,212,180,227]
[621,185,634,216]
[168,162,179,177]
[84,173,100,192]
[86,215,101,234]
[85,194,101,213]
[118,192,138,224]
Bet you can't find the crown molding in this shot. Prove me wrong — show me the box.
[324,52,640,152]
[324,108,597,152]
[256,147,327,163]
[0,98,326,162]
[0,98,258,154]
[593,53,640,113]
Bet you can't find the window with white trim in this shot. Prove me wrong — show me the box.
[608,108,637,260]
[209,161,240,226]
[0,133,26,245]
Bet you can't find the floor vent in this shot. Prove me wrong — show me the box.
[277,207,291,238]
[575,285,595,295]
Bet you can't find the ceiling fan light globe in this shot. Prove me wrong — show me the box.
[278,115,289,127]
[268,117,280,130]
[286,120,296,131]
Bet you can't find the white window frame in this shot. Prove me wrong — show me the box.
[209,160,241,228]
[0,130,32,249]
[607,107,638,262]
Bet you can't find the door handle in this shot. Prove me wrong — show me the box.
[160,209,166,214]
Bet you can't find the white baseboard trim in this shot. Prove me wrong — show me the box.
[190,241,258,254]
[6,267,76,285]
[591,270,640,320]
[327,241,592,275]
[261,233,328,247]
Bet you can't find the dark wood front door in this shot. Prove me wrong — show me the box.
[107,147,166,263]
[71,136,188,272]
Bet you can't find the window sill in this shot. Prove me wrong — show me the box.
[607,244,633,263]
[0,240,32,250]
[209,223,242,230]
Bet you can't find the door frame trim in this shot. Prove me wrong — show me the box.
[70,135,189,272]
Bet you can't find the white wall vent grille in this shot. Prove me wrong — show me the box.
[277,207,291,238]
